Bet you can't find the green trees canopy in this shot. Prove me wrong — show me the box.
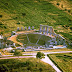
[36,52,45,59]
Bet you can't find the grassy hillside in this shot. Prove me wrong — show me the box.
[0,58,55,72]
[0,0,72,47]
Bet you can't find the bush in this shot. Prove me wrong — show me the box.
[36,52,45,59]
[0,15,2,18]
[61,4,63,8]
[65,9,67,11]
[70,27,72,30]
[68,10,71,13]
[47,54,63,71]
[27,66,32,71]
[14,50,22,56]
[39,68,43,72]
[17,22,20,24]
[0,64,9,72]
[22,13,26,17]
[5,3,8,6]
[57,3,60,6]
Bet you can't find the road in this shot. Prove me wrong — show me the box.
[23,51,72,56]
[0,56,34,59]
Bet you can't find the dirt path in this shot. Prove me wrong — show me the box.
[8,30,35,46]
[9,35,23,46]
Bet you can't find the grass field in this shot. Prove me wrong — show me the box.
[0,58,55,72]
[47,53,72,72]
[17,33,51,45]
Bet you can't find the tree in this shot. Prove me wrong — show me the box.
[39,68,43,72]
[14,50,22,58]
[61,4,63,8]
[70,27,72,30]
[36,52,45,59]
[0,15,2,18]
[68,10,71,13]
[27,66,32,71]
[22,13,26,17]
[57,3,60,6]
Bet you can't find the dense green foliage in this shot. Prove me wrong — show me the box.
[47,53,72,72]
[0,58,55,72]
[36,52,45,59]
[14,50,22,56]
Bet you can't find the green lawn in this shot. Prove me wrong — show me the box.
[17,33,51,45]
[0,58,55,72]
[47,53,72,72]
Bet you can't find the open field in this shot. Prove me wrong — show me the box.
[17,33,51,45]
[0,58,55,72]
[47,53,72,72]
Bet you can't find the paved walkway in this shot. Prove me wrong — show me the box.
[0,56,34,59]
[41,56,61,72]
[23,51,72,56]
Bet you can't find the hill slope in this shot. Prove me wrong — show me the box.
[0,0,72,47]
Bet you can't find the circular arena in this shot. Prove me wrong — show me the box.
[9,25,67,51]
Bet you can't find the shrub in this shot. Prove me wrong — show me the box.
[61,4,63,8]
[22,13,26,17]
[70,27,72,30]
[57,3,60,6]
[36,52,45,59]
[5,3,8,6]
[0,15,2,18]
[27,66,32,71]
[39,68,43,72]
[0,64,9,72]
[68,10,71,13]
[14,50,22,56]
[65,9,67,11]
[17,22,20,24]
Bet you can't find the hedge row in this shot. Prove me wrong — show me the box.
[47,54,63,72]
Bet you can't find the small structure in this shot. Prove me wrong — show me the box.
[0,35,4,49]
[3,47,13,52]
[17,27,19,31]
[28,26,31,30]
[21,27,23,31]
[32,26,34,30]
[25,27,27,30]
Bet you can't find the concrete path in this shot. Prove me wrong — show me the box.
[41,56,61,72]
[0,56,34,59]
[23,51,72,56]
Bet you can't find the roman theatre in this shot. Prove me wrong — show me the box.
[9,24,67,51]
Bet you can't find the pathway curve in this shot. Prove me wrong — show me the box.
[41,56,61,72]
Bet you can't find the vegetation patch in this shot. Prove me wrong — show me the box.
[0,58,55,72]
[47,53,72,72]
